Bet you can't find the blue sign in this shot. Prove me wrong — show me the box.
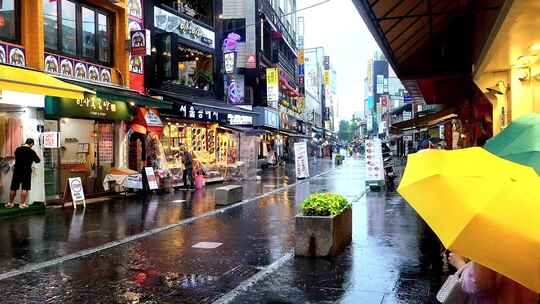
[404,95,413,103]
[253,107,279,129]
[298,64,304,76]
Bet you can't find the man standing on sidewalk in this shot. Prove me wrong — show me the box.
[6,138,40,209]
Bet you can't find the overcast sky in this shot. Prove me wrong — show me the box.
[299,0,379,121]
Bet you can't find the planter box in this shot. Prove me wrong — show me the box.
[295,207,352,257]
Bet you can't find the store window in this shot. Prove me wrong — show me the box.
[61,0,76,55]
[175,46,213,90]
[43,0,113,65]
[0,0,19,43]
[44,1,58,50]
[82,7,96,58]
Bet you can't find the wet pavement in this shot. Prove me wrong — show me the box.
[0,158,333,273]
[0,157,442,303]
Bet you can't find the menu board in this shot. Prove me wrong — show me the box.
[365,139,385,183]
[294,142,310,179]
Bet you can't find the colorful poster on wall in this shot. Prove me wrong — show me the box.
[266,68,279,103]
[43,132,59,148]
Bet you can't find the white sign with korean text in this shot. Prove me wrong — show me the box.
[126,174,143,189]
[365,139,385,183]
[294,142,310,179]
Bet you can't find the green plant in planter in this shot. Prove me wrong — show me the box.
[300,192,351,216]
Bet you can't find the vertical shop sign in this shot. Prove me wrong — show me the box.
[224,52,236,74]
[294,142,310,179]
[145,167,159,190]
[130,30,147,56]
[266,68,279,103]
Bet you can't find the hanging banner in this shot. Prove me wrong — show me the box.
[266,68,279,103]
[145,167,159,190]
[294,142,310,179]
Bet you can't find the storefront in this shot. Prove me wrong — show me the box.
[141,101,259,187]
[0,91,46,206]
[0,63,90,205]
[44,95,133,200]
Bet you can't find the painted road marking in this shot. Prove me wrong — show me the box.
[192,242,223,249]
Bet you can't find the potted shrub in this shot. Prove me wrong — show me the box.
[295,193,352,257]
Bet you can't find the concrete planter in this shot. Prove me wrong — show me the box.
[295,208,352,257]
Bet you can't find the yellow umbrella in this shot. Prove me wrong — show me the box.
[398,147,540,292]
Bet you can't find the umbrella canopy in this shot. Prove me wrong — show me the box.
[398,147,540,292]
[485,113,540,174]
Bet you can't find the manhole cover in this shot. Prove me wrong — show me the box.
[192,242,223,249]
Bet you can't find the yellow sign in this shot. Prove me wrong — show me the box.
[323,70,330,85]
[266,68,279,102]
[298,50,304,64]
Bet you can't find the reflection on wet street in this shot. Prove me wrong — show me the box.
[0,158,439,303]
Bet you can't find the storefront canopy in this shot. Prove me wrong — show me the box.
[152,89,258,117]
[354,0,505,104]
[391,107,457,132]
[0,65,93,99]
[61,79,173,109]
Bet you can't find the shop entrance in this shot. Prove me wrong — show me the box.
[54,118,116,198]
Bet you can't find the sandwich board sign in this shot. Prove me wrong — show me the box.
[68,177,86,209]
[145,167,159,190]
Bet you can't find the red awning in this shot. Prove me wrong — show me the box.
[130,107,164,135]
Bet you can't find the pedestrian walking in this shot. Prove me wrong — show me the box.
[6,138,40,209]
[181,146,194,189]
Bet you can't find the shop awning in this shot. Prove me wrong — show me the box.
[276,129,311,139]
[0,65,93,99]
[151,89,258,116]
[391,107,457,132]
[60,78,173,109]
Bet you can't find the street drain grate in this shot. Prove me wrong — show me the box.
[192,242,223,249]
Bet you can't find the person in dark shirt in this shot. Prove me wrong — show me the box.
[6,138,40,209]
[181,146,194,189]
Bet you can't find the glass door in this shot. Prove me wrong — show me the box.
[44,119,60,199]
